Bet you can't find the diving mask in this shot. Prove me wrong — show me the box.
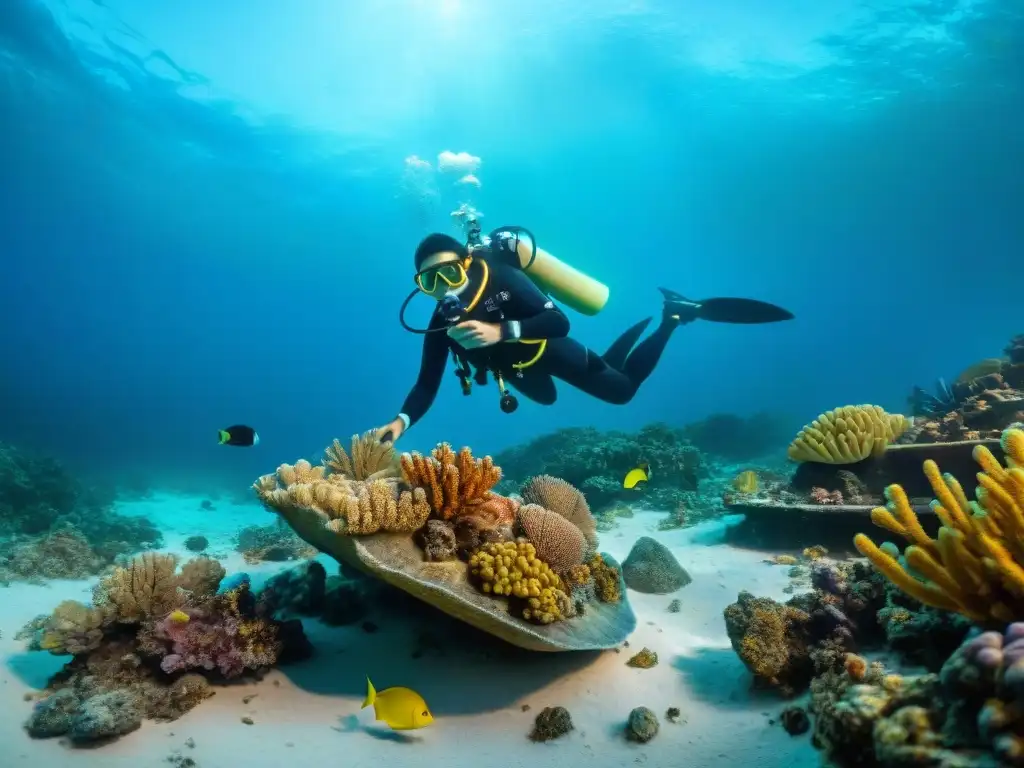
[414,260,467,293]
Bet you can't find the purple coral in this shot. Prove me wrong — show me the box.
[956,623,1024,699]
[157,611,247,678]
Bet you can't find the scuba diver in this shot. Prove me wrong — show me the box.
[374,216,793,444]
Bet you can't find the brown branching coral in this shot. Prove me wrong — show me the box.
[254,459,430,535]
[94,552,185,623]
[400,443,501,520]
[521,475,598,555]
[854,425,1024,624]
[324,431,399,481]
[515,503,587,574]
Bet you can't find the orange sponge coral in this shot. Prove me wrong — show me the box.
[400,443,501,520]
[854,425,1024,624]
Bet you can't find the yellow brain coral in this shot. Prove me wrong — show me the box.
[854,425,1024,624]
[468,540,570,624]
[787,404,909,464]
[400,443,501,520]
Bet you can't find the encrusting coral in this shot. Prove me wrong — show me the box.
[589,553,622,603]
[854,425,1024,624]
[468,540,570,624]
[787,404,909,464]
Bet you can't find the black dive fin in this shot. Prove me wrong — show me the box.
[658,287,793,324]
[602,317,652,370]
[696,297,794,324]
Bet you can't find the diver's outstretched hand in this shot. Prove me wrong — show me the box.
[374,418,406,445]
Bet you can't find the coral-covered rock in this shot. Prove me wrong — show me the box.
[529,706,573,742]
[724,591,813,695]
[258,560,326,617]
[417,519,457,562]
[626,706,660,742]
[622,536,691,594]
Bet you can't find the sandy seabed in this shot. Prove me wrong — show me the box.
[0,494,820,768]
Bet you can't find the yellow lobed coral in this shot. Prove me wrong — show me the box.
[787,405,909,464]
[254,458,430,535]
[588,553,621,603]
[854,426,1024,623]
[400,443,501,520]
[521,475,599,554]
[515,503,587,574]
[324,430,399,481]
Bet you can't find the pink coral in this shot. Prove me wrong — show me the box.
[145,587,281,678]
[810,487,843,505]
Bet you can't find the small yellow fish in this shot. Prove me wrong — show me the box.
[362,676,434,731]
[732,470,759,494]
[167,609,191,624]
[623,463,651,490]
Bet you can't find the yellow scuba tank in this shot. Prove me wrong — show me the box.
[487,226,609,316]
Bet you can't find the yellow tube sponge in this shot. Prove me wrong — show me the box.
[787,405,909,464]
[854,426,1024,624]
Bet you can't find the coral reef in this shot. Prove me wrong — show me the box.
[0,442,161,583]
[254,436,635,650]
[621,536,692,594]
[256,560,327,617]
[809,624,1024,766]
[236,521,318,563]
[493,423,703,513]
[854,425,1024,624]
[681,412,791,462]
[20,552,309,745]
[184,535,208,553]
[787,405,909,464]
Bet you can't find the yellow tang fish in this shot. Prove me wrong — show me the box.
[362,676,434,731]
[623,463,651,490]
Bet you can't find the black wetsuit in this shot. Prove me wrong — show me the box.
[398,256,681,427]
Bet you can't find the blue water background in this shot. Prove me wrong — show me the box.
[0,0,1021,495]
